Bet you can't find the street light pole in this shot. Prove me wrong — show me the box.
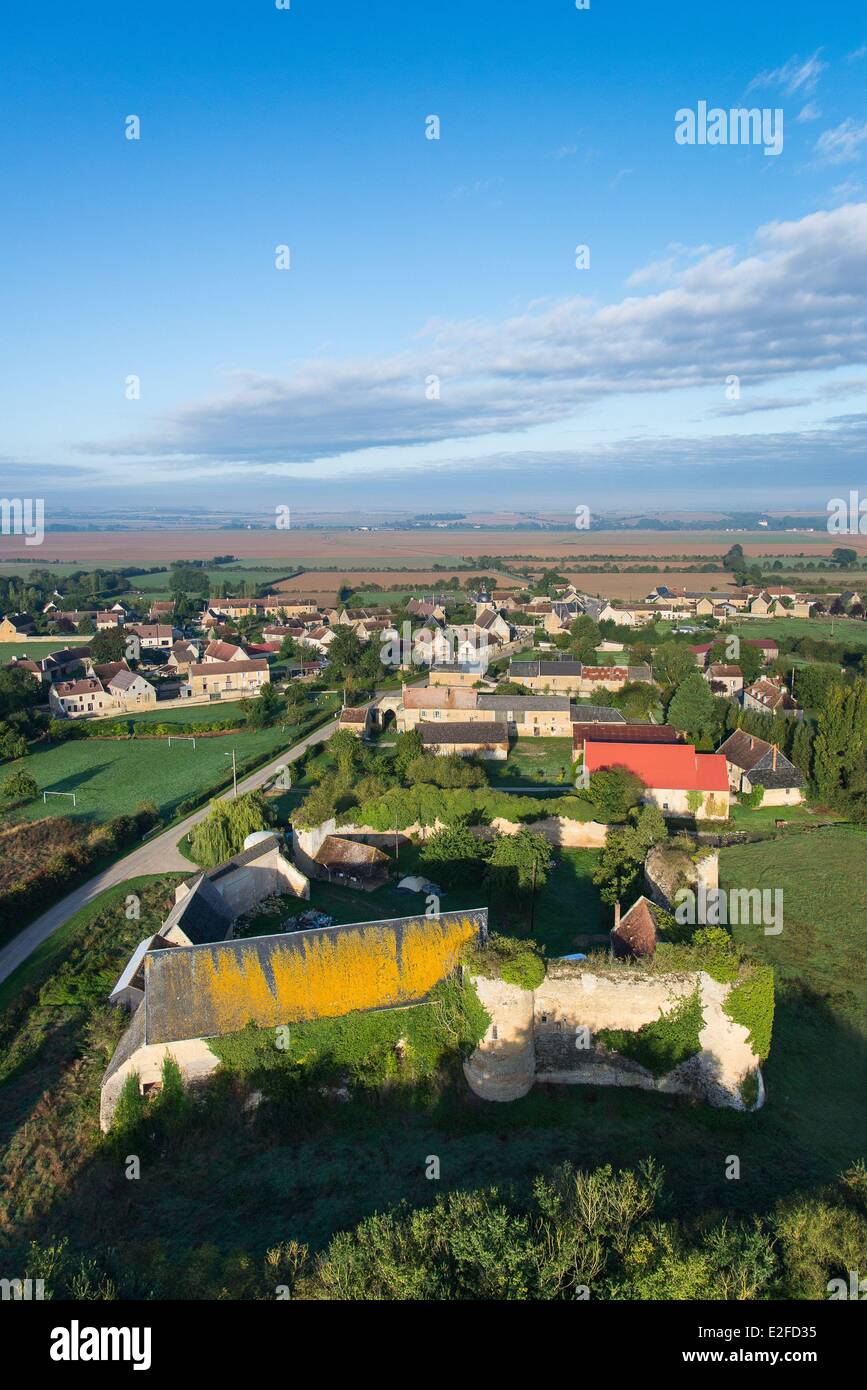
[225,749,237,797]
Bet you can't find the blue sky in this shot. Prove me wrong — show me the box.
[1,0,866,514]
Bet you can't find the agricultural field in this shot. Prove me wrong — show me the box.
[3,526,867,567]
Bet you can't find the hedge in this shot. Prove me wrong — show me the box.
[0,802,161,928]
[328,784,599,834]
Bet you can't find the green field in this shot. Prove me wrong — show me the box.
[97,700,251,727]
[0,639,79,664]
[0,721,310,828]
[730,617,867,649]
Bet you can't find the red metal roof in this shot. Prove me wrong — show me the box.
[585,741,729,792]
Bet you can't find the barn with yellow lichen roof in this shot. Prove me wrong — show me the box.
[100,908,487,1130]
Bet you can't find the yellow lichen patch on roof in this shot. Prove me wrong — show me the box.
[145,911,484,1043]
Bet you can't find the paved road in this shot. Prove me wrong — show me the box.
[0,714,340,987]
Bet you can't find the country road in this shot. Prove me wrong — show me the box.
[0,713,341,987]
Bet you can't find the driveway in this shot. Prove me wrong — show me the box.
[0,714,340,987]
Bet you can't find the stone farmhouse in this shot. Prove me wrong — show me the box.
[717,730,804,805]
[583,741,731,818]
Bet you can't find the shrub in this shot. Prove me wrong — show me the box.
[463,932,546,991]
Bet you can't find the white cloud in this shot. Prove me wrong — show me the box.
[815,118,867,164]
[80,203,867,469]
[796,102,822,123]
[748,50,827,96]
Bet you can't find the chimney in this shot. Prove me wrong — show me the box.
[614,901,621,932]
[772,744,777,770]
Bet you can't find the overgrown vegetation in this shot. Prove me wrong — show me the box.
[462,932,546,991]
[596,988,704,1077]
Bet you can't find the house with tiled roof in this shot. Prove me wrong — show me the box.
[184,658,270,698]
[572,721,680,752]
[419,720,510,759]
[584,740,730,818]
[705,663,744,697]
[743,678,803,720]
[717,730,804,805]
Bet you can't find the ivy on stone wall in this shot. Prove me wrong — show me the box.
[596,988,704,1077]
[723,963,775,1061]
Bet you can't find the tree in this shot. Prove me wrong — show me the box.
[169,565,210,599]
[485,827,553,899]
[325,626,364,680]
[723,543,745,571]
[77,616,95,635]
[568,615,602,661]
[91,628,129,663]
[667,672,717,742]
[240,681,283,728]
[652,642,696,687]
[188,792,274,867]
[1,768,38,802]
[328,727,362,783]
[420,818,488,887]
[831,548,857,568]
[585,766,644,822]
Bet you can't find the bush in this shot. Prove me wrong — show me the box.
[463,932,546,991]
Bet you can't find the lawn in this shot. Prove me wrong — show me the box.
[487,736,575,787]
[0,639,81,663]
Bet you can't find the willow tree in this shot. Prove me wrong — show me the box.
[189,791,274,868]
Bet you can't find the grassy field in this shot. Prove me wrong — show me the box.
[730,617,867,649]
[0,639,82,663]
[0,722,307,828]
[96,700,251,727]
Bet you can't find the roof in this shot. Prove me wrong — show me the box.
[707,664,743,678]
[189,658,268,676]
[478,694,570,713]
[716,731,804,788]
[160,874,234,946]
[509,659,582,678]
[573,722,680,749]
[108,668,148,692]
[129,624,174,640]
[611,897,659,959]
[339,706,371,723]
[745,678,799,712]
[419,720,509,745]
[205,640,247,662]
[44,646,92,666]
[313,835,390,870]
[584,741,729,792]
[141,908,488,1045]
[53,677,104,696]
[403,685,477,710]
[568,704,626,723]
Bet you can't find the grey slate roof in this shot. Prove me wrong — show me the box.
[509,659,583,678]
[419,720,509,744]
[142,909,489,1045]
[478,694,571,713]
[717,731,804,789]
[568,704,627,722]
[160,873,234,946]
